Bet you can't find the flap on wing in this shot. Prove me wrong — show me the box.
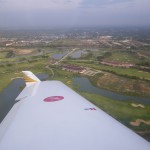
[15,82,40,101]
[15,71,41,101]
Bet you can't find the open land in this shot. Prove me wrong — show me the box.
[0,27,150,141]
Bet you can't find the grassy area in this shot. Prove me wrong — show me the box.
[104,51,140,63]
[43,66,150,132]
[89,72,150,97]
[98,64,150,78]
[0,60,48,92]
[78,91,150,132]
[0,40,150,143]
[0,51,8,59]
[0,57,19,63]
[42,66,150,133]
[52,39,81,47]
[59,59,150,97]
[0,59,149,136]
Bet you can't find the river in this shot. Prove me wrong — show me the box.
[0,74,49,123]
[73,77,150,105]
[0,75,150,123]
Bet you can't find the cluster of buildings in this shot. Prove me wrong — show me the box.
[62,65,85,73]
[61,64,101,76]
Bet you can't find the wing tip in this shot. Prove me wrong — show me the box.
[22,71,41,86]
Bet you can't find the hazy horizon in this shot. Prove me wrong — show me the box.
[0,0,150,29]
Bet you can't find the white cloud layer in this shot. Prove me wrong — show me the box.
[0,0,150,28]
[0,0,82,10]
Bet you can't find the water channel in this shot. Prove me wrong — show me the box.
[0,74,49,123]
[0,75,150,123]
[73,77,150,105]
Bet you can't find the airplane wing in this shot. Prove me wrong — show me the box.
[0,71,149,150]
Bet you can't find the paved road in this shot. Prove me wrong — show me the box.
[54,48,78,65]
[45,65,54,78]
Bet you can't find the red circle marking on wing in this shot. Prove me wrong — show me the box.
[44,96,64,102]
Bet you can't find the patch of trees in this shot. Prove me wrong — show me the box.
[42,55,49,58]
[81,52,93,59]
[136,62,150,67]
[99,68,149,82]
[97,52,112,61]
[5,51,15,58]
[6,63,13,67]
[28,59,38,63]
[140,68,150,72]
[134,65,150,72]
[130,46,137,49]
[18,57,27,61]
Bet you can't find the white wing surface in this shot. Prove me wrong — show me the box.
[0,71,149,150]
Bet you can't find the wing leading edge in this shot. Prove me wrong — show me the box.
[0,71,149,150]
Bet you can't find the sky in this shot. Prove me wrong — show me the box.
[0,0,150,29]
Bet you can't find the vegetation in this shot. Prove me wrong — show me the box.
[67,61,150,80]
[5,51,15,58]
[79,92,150,132]
[103,51,141,63]
[97,51,112,60]
[0,42,150,140]
[0,51,8,59]
[0,60,48,91]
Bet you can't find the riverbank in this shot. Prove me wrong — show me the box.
[73,76,150,105]
[88,72,150,98]
[0,66,150,142]
[0,59,48,92]
[76,91,150,141]
[63,60,150,97]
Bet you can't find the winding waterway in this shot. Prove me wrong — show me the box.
[73,77,150,105]
[0,75,150,123]
[0,74,49,123]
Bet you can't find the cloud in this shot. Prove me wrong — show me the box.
[81,0,134,7]
[0,0,82,11]
[0,0,150,28]
[0,0,7,3]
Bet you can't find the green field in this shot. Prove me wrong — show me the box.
[0,47,150,140]
[104,51,140,63]
[0,52,8,59]
[0,60,48,91]
[79,92,150,132]
[45,67,150,134]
